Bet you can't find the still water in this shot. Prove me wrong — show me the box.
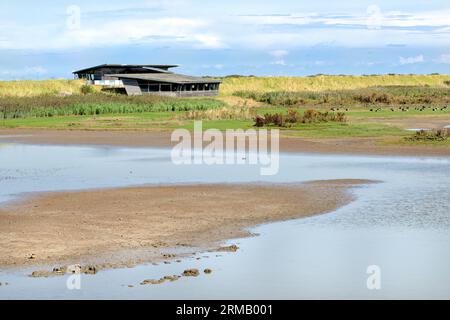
[0,143,449,299]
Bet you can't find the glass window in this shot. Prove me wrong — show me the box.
[149,85,159,92]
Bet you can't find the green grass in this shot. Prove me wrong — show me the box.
[0,111,407,138]
[280,122,407,138]
[383,138,450,147]
[0,94,225,119]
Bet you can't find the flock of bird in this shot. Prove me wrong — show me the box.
[368,106,449,112]
[330,107,349,112]
[328,106,449,113]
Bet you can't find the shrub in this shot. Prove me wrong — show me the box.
[285,109,300,123]
[302,109,317,123]
[80,84,96,95]
[255,115,265,127]
[253,109,347,127]
[353,92,393,104]
[303,109,347,123]
[263,113,285,126]
[406,129,450,141]
[184,107,254,120]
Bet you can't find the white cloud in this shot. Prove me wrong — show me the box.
[64,17,226,49]
[0,4,449,52]
[271,60,287,66]
[314,60,334,66]
[269,50,289,66]
[0,66,48,77]
[234,9,450,49]
[438,54,450,64]
[192,34,226,49]
[270,50,289,58]
[58,18,208,48]
[0,17,226,50]
[399,55,424,65]
[238,9,450,28]
[199,63,226,70]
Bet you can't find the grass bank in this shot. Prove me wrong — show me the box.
[220,74,450,95]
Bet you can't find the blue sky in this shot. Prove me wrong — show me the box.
[1,0,450,79]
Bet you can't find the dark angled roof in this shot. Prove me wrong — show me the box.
[109,73,222,84]
[73,64,179,74]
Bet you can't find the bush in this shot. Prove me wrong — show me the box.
[262,113,285,127]
[80,84,97,95]
[184,107,254,120]
[406,129,450,141]
[255,115,265,127]
[253,109,347,127]
[303,109,346,123]
[353,92,393,104]
[286,109,300,123]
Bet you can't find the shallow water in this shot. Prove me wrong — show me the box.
[0,143,450,299]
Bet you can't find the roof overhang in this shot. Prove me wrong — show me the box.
[73,64,179,74]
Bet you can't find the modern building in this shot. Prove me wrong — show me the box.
[73,64,222,97]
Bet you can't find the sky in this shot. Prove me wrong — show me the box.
[1,0,450,79]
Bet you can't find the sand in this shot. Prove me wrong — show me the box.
[0,180,371,270]
[0,128,449,156]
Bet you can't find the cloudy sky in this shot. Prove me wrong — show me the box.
[1,0,449,79]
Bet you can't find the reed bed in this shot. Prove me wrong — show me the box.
[233,86,450,107]
[184,107,255,121]
[255,109,347,127]
[0,94,225,119]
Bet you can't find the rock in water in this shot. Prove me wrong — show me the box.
[182,269,200,277]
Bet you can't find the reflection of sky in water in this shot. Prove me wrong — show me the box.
[1,144,450,299]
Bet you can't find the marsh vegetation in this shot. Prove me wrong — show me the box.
[0,75,449,144]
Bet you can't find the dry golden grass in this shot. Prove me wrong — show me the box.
[220,74,450,95]
[184,107,255,120]
[0,79,87,97]
[2,75,449,98]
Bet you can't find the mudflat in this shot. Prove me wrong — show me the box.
[0,180,370,269]
[0,128,449,156]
